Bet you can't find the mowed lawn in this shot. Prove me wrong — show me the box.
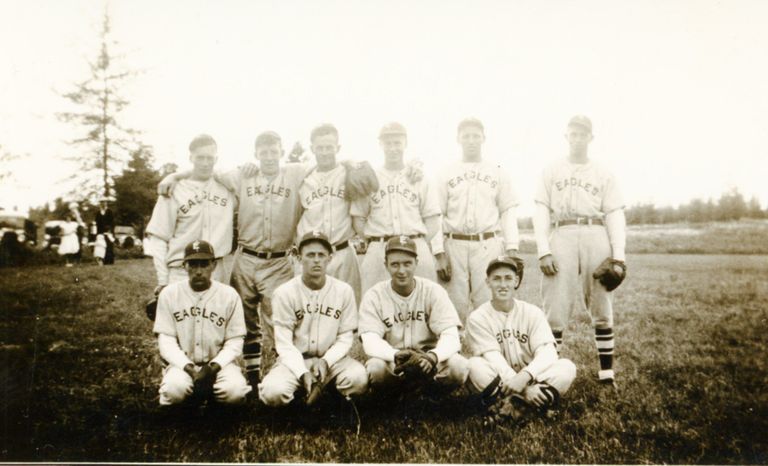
[1,254,767,463]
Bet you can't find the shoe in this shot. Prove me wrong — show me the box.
[598,369,615,385]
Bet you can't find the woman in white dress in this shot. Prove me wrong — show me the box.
[58,214,80,267]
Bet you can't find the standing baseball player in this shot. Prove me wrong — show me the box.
[359,236,469,396]
[259,231,368,406]
[435,118,520,323]
[146,134,234,293]
[352,122,441,296]
[296,124,362,303]
[467,256,576,421]
[533,115,626,385]
[153,239,252,406]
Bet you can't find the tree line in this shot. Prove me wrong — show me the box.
[624,188,766,225]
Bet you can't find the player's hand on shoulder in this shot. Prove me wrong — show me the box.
[404,158,424,183]
[157,173,180,197]
[435,252,452,282]
[239,162,259,178]
[539,254,559,276]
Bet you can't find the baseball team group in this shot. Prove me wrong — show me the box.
[144,115,627,425]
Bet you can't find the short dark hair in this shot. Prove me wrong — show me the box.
[310,124,339,143]
[254,131,282,149]
[189,134,217,152]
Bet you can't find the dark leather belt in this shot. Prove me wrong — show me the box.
[332,240,349,252]
[445,231,498,241]
[553,217,604,227]
[241,246,289,259]
[367,234,425,243]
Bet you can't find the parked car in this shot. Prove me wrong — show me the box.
[114,225,142,249]
[0,213,35,245]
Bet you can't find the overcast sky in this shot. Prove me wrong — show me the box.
[2,0,767,215]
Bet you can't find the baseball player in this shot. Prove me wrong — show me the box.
[352,122,441,296]
[359,236,469,394]
[296,123,362,303]
[434,118,520,323]
[146,134,234,293]
[533,115,626,385]
[259,231,368,406]
[467,256,576,418]
[153,239,252,406]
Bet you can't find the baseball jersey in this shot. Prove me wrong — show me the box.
[467,300,555,370]
[534,160,624,222]
[221,164,307,251]
[271,275,357,357]
[359,277,461,350]
[437,160,518,234]
[297,164,353,244]
[146,178,234,267]
[153,280,246,364]
[351,166,441,237]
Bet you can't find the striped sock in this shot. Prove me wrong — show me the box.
[244,340,261,385]
[552,330,563,353]
[595,327,614,372]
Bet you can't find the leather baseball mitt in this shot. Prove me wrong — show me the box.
[592,258,627,292]
[145,296,158,321]
[394,349,424,376]
[508,255,525,290]
[342,161,379,201]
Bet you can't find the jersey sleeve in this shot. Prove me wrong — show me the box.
[466,310,500,356]
[526,305,556,354]
[152,288,177,337]
[419,179,441,219]
[271,284,297,331]
[427,284,462,334]
[350,196,371,218]
[496,167,519,212]
[145,196,178,242]
[601,170,625,213]
[358,288,387,337]
[533,165,552,209]
[338,284,358,334]
[217,168,243,194]
[223,288,247,340]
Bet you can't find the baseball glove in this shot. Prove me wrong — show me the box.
[480,375,529,426]
[592,258,627,292]
[508,255,525,290]
[394,349,437,377]
[192,362,220,403]
[342,161,379,201]
[145,296,158,321]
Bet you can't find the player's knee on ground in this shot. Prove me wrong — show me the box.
[335,359,369,397]
[436,353,469,387]
[467,356,498,393]
[365,357,396,386]
[158,366,193,406]
[212,364,252,404]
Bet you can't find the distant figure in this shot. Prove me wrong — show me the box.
[58,213,80,267]
[94,196,115,265]
[68,202,86,264]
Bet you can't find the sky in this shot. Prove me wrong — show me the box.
[1,0,767,216]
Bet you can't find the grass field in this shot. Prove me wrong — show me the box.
[1,251,767,463]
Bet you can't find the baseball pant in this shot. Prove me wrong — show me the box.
[360,237,437,295]
[467,356,577,396]
[441,235,505,322]
[366,353,469,388]
[167,259,228,285]
[259,356,368,407]
[541,225,614,333]
[230,247,295,379]
[294,245,362,305]
[158,362,252,406]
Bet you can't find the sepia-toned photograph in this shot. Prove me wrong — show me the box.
[1,0,767,463]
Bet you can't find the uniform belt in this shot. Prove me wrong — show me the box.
[241,246,289,259]
[444,231,498,241]
[331,240,349,252]
[553,217,604,227]
[367,234,425,243]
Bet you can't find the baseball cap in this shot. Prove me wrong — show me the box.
[184,240,215,261]
[486,255,522,276]
[298,230,333,253]
[457,117,485,134]
[379,122,407,139]
[567,115,593,133]
[385,235,418,257]
[255,130,282,148]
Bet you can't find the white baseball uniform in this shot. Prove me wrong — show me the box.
[436,160,520,321]
[146,178,234,285]
[153,280,251,405]
[466,300,576,395]
[259,275,367,406]
[359,277,469,387]
[297,164,362,303]
[351,167,441,294]
[219,164,309,382]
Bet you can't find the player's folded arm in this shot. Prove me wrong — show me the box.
[157,333,194,369]
[274,325,309,378]
[360,332,398,362]
[210,337,243,368]
[430,326,461,362]
[321,330,354,367]
[522,343,558,380]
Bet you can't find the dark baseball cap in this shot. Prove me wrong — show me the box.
[184,240,215,261]
[567,115,592,132]
[298,230,332,253]
[379,122,407,139]
[385,235,418,257]
[486,255,523,276]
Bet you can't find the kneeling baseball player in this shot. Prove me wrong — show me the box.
[359,236,469,397]
[259,231,368,407]
[153,240,252,406]
[467,256,576,423]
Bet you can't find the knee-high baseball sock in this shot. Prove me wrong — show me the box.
[552,330,563,353]
[595,327,614,380]
[243,338,261,385]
